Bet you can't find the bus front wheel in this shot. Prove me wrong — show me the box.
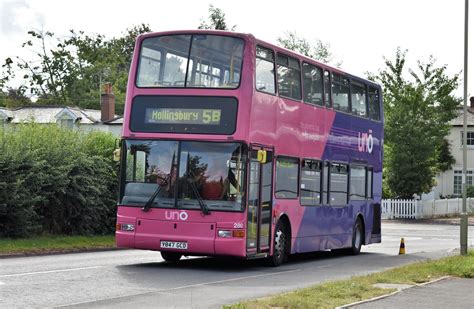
[161,251,182,262]
[269,221,288,267]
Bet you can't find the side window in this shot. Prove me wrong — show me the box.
[329,163,348,205]
[350,165,366,200]
[302,63,323,106]
[351,82,367,117]
[332,74,350,113]
[277,54,302,100]
[367,167,373,199]
[300,159,322,206]
[324,71,332,108]
[368,87,381,121]
[256,46,276,94]
[275,157,299,199]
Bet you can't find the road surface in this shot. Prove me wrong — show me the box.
[0,222,472,308]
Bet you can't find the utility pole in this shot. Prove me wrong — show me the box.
[461,0,469,256]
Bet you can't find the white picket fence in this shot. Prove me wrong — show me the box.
[382,198,474,219]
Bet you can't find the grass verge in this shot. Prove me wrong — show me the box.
[0,235,115,256]
[225,251,474,309]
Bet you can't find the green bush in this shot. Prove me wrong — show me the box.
[468,186,474,198]
[0,124,118,237]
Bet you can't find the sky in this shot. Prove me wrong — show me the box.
[0,0,473,99]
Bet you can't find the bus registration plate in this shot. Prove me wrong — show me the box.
[160,241,188,250]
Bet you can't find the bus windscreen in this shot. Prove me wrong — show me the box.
[136,34,244,89]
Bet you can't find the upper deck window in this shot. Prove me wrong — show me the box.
[368,87,381,121]
[351,81,367,117]
[277,54,302,101]
[256,46,276,94]
[332,73,350,113]
[136,34,244,89]
[303,63,323,106]
[324,71,332,108]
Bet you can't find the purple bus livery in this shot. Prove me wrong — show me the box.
[115,30,383,266]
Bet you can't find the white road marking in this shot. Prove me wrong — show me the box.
[0,266,102,278]
[56,268,302,307]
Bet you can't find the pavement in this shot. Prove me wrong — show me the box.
[384,216,474,225]
[342,218,474,309]
[344,216,474,309]
[344,277,474,309]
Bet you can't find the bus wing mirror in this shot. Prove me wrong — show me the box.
[113,148,121,162]
[257,150,267,163]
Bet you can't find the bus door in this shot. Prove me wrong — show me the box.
[247,146,273,255]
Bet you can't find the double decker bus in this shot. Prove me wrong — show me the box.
[115,30,383,266]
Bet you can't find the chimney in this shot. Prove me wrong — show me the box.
[470,96,474,110]
[101,83,115,122]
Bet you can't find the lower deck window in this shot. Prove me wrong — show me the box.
[329,163,348,205]
[350,165,366,200]
[275,157,299,199]
[300,159,321,205]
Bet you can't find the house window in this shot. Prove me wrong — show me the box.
[58,118,75,129]
[460,131,474,147]
[454,170,474,195]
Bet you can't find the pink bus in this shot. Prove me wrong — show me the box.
[115,30,383,266]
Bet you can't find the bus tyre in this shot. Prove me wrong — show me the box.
[269,221,288,267]
[348,218,363,255]
[161,251,182,262]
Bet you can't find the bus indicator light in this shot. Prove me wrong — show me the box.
[232,230,245,238]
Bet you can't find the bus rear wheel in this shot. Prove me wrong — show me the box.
[161,251,182,262]
[269,221,288,267]
[348,218,363,255]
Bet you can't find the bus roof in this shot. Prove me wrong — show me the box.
[137,30,380,89]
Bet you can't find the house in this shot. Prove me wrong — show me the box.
[432,98,474,198]
[0,84,123,135]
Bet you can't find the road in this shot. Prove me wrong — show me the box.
[0,222,472,308]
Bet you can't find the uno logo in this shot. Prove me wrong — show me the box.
[358,129,374,154]
[165,211,189,221]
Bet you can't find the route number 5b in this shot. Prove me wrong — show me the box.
[202,110,221,124]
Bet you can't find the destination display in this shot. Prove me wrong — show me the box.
[130,95,238,134]
[145,108,222,125]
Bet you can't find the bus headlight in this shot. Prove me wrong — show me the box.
[218,230,232,238]
[117,223,135,231]
[217,230,245,238]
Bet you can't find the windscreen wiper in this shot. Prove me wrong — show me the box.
[187,172,210,216]
[142,174,170,212]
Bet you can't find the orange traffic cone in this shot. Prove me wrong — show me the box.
[399,238,406,255]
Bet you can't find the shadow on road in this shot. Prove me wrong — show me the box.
[116,249,379,274]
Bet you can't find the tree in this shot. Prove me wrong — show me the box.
[277,31,339,65]
[65,24,151,113]
[372,48,460,198]
[0,88,31,108]
[198,5,235,31]
[0,24,151,113]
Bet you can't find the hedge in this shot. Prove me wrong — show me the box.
[0,124,118,238]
